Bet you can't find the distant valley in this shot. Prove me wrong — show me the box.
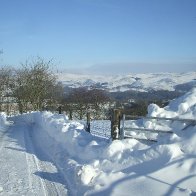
[57,72,196,103]
[57,72,196,93]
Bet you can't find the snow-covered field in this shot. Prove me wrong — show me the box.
[57,72,196,92]
[0,88,196,195]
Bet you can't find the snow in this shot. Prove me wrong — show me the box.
[57,72,196,92]
[0,88,196,195]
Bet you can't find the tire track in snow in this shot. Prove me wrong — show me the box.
[24,125,66,196]
[28,128,68,196]
[24,127,48,196]
[25,149,49,196]
[31,124,73,196]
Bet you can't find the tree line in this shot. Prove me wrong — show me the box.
[0,57,111,118]
[61,87,111,119]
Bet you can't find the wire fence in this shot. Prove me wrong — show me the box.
[90,120,111,139]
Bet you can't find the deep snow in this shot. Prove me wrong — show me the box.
[0,88,196,196]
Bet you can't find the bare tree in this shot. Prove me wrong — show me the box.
[13,57,63,113]
[62,88,111,119]
[88,89,111,118]
[68,88,88,119]
[13,67,31,113]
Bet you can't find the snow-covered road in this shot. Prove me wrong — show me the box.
[0,121,68,196]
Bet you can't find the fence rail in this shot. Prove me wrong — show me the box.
[124,134,158,143]
[125,115,196,123]
[110,110,196,141]
[85,109,196,142]
[123,127,173,134]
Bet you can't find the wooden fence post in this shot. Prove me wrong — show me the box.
[121,114,125,139]
[111,109,121,140]
[86,112,90,133]
[58,106,62,114]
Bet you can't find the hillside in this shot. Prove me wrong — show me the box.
[57,72,196,92]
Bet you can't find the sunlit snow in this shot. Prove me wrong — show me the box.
[0,88,196,195]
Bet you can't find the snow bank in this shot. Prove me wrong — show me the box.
[146,88,196,156]
[148,88,196,119]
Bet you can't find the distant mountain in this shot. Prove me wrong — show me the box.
[57,72,196,93]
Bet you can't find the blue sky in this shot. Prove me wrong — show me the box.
[0,0,196,73]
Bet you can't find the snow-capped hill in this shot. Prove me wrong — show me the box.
[130,79,144,88]
[82,79,96,86]
[57,72,196,92]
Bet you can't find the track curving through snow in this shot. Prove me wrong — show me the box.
[0,121,68,196]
